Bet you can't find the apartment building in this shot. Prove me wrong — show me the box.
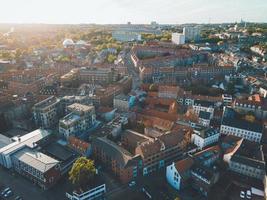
[220,107,263,143]
[192,100,215,117]
[191,126,220,150]
[59,103,96,139]
[33,96,61,129]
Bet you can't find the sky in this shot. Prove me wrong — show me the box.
[1,0,267,24]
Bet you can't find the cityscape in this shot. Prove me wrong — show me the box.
[0,1,267,200]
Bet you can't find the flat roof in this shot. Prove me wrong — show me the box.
[0,134,12,149]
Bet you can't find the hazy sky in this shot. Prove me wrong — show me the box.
[1,0,267,24]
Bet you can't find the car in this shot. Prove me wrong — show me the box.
[240,191,245,199]
[128,181,136,187]
[15,196,23,200]
[246,190,251,199]
[3,190,13,198]
[1,188,11,196]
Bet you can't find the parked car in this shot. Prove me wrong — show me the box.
[3,190,13,198]
[240,191,245,199]
[246,190,251,199]
[128,181,136,187]
[15,196,23,200]
[1,188,11,196]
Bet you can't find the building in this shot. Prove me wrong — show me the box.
[166,157,194,190]
[59,103,96,139]
[220,107,263,143]
[33,96,61,129]
[193,100,215,118]
[198,111,212,127]
[112,31,142,42]
[113,94,129,112]
[229,140,265,180]
[68,136,91,156]
[222,94,233,105]
[0,129,51,169]
[158,85,180,99]
[183,26,201,42]
[92,137,141,183]
[191,126,220,150]
[122,129,189,176]
[12,147,61,189]
[66,183,106,200]
[171,33,185,45]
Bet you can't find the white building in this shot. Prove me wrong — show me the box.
[191,127,220,149]
[59,103,96,139]
[0,129,51,168]
[222,94,233,105]
[183,26,201,42]
[66,184,106,200]
[166,158,194,190]
[193,100,215,118]
[171,33,185,45]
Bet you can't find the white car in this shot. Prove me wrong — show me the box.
[240,191,245,199]
[246,190,251,199]
[128,181,136,187]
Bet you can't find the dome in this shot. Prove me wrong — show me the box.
[63,39,74,47]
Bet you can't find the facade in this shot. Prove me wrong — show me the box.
[12,147,61,189]
[220,107,263,143]
[59,103,96,139]
[191,127,220,150]
[0,129,51,169]
[171,33,185,45]
[166,157,194,190]
[92,137,141,183]
[113,94,129,112]
[228,140,265,180]
[183,26,201,42]
[33,96,61,129]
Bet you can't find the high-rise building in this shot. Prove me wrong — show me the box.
[183,26,201,42]
[171,33,185,45]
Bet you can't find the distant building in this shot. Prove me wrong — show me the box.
[183,26,201,42]
[171,33,185,45]
[32,96,61,129]
[113,94,129,112]
[112,31,142,42]
[59,103,96,139]
[191,126,220,149]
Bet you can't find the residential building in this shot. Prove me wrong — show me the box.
[229,140,266,180]
[193,100,215,118]
[112,31,142,42]
[113,94,129,112]
[198,111,212,127]
[59,103,96,139]
[12,147,61,190]
[166,157,194,190]
[33,96,61,129]
[66,184,106,200]
[92,137,141,183]
[220,107,263,143]
[171,33,185,45]
[183,26,201,42]
[191,127,220,150]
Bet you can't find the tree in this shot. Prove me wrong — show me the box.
[69,157,96,187]
[107,54,116,64]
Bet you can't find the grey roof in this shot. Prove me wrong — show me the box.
[0,129,51,156]
[13,148,59,173]
[0,134,12,149]
[194,127,218,139]
[194,100,214,108]
[222,107,263,133]
[199,111,211,120]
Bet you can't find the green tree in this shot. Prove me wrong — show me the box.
[69,157,96,187]
[107,54,117,63]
